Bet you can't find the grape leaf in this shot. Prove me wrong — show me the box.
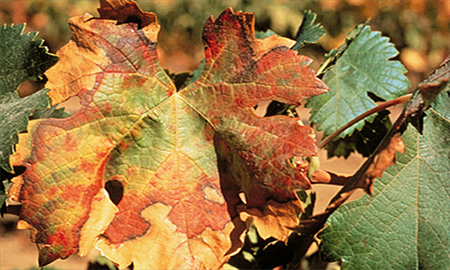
[30,105,71,120]
[10,2,327,269]
[0,24,58,172]
[319,92,450,269]
[291,10,325,51]
[255,29,277,39]
[307,24,409,138]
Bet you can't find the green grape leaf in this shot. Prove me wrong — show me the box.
[317,23,367,75]
[255,29,277,39]
[307,24,409,138]
[0,24,58,172]
[319,92,450,269]
[30,105,71,120]
[292,10,325,50]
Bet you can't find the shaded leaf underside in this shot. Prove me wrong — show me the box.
[326,110,392,158]
[11,4,327,269]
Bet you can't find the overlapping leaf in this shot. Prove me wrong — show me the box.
[319,92,450,269]
[10,1,327,268]
[0,24,58,172]
[307,25,409,139]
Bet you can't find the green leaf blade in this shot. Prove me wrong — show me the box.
[319,92,450,270]
[307,25,409,138]
[30,105,71,120]
[0,89,49,171]
[0,24,57,91]
[0,24,58,172]
[292,10,325,50]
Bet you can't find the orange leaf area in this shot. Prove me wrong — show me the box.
[11,1,327,268]
[239,200,303,242]
[96,203,246,269]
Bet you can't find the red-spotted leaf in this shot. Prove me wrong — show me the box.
[11,1,327,269]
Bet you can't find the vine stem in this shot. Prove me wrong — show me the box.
[317,93,413,149]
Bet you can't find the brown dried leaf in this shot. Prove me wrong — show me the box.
[361,132,405,194]
[238,200,303,243]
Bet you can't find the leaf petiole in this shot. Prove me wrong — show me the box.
[318,93,412,149]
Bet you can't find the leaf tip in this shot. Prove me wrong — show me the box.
[38,247,60,267]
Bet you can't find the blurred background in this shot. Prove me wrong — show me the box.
[0,0,449,269]
[1,0,450,85]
